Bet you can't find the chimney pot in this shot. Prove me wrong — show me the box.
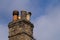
[13,10,19,21]
[21,10,27,20]
[26,12,32,21]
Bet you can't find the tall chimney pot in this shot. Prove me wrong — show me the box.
[21,11,27,20]
[13,10,19,21]
[26,12,32,21]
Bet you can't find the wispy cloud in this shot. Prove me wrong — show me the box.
[33,4,60,40]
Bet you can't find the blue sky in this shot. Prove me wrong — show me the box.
[0,0,60,40]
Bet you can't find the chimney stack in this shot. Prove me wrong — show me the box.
[26,12,31,21]
[13,10,19,21]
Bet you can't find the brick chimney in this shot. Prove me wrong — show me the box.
[13,10,19,21]
[8,10,35,40]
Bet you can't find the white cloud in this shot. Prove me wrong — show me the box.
[33,5,60,40]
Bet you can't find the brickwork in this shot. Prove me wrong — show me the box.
[8,10,35,40]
